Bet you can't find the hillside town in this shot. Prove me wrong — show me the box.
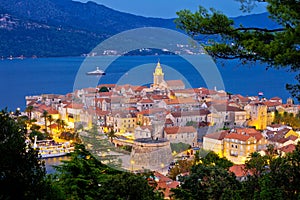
[9,57,300,198]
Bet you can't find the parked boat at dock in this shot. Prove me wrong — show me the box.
[33,136,74,158]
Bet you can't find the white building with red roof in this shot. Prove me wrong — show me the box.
[223,128,268,164]
[164,126,197,146]
[203,131,228,157]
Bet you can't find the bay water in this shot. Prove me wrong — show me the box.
[0,55,295,111]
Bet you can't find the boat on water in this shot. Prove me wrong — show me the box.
[39,143,75,158]
[33,136,74,158]
[86,67,105,75]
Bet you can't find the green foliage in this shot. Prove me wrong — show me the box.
[199,151,234,170]
[120,145,132,152]
[41,110,49,134]
[53,144,163,200]
[186,121,198,128]
[273,110,300,128]
[172,150,237,199]
[56,119,67,132]
[99,86,109,92]
[25,105,33,122]
[81,127,123,169]
[106,129,118,143]
[60,131,77,140]
[168,159,193,180]
[30,130,47,140]
[175,1,300,99]
[88,123,99,138]
[172,164,241,200]
[0,109,50,199]
[245,152,268,177]
[30,123,41,131]
[171,142,190,153]
[178,146,300,200]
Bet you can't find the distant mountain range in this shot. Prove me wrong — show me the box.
[0,0,279,58]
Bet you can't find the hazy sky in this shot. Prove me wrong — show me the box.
[76,0,267,18]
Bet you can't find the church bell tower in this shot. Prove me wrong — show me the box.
[153,61,164,86]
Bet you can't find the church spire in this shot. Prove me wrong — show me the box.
[153,60,164,86]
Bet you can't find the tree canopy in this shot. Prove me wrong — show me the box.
[175,0,300,99]
[171,151,239,200]
[0,109,50,199]
[53,144,163,200]
[172,145,300,200]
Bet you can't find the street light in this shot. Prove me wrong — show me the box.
[130,160,135,172]
[160,163,165,174]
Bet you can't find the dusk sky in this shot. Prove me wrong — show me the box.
[77,0,267,18]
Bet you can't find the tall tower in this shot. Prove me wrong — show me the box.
[287,97,294,105]
[153,61,164,86]
[151,118,165,139]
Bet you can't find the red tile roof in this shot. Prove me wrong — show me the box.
[204,131,228,140]
[66,103,84,109]
[232,94,250,103]
[139,98,154,104]
[171,110,210,117]
[139,125,153,131]
[173,89,198,94]
[287,135,298,141]
[164,126,196,135]
[278,144,296,153]
[197,87,210,95]
[268,124,285,128]
[154,172,173,183]
[263,101,282,107]
[270,96,282,100]
[212,104,245,112]
[97,84,116,88]
[165,118,174,124]
[163,99,180,105]
[36,105,59,114]
[276,137,289,144]
[137,108,165,116]
[229,164,252,177]
[165,80,185,87]
[151,94,169,100]
[225,132,252,141]
[153,172,180,199]
[98,92,113,97]
[234,128,263,141]
[47,109,59,115]
[83,87,97,93]
[133,86,147,92]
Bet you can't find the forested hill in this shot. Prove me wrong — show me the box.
[0,0,175,57]
[0,0,278,58]
[233,12,281,29]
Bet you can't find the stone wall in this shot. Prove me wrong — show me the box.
[130,138,173,171]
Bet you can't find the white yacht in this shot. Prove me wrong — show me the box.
[86,67,106,75]
[33,136,74,158]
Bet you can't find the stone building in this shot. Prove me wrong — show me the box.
[164,126,197,146]
[130,138,173,171]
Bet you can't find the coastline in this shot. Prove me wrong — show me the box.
[0,55,296,111]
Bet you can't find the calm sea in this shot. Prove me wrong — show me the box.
[0,55,295,111]
[44,156,70,174]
